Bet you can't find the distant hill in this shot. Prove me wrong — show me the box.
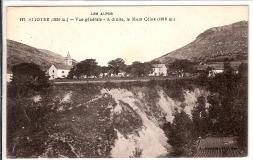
[7,40,74,72]
[154,21,248,63]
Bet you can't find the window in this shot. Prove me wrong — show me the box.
[62,71,64,73]
[52,70,54,73]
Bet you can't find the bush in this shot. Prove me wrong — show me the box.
[163,111,194,156]
[11,63,50,93]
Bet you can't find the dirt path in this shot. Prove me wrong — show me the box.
[53,76,197,84]
[54,79,150,84]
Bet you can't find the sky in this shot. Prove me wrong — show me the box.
[7,6,248,66]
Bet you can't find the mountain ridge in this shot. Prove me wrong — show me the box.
[7,39,72,72]
[154,21,248,63]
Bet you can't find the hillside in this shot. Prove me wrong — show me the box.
[7,40,70,71]
[7,81,209,158]
[154,21,248,63]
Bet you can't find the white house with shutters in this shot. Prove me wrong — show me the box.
[47,52,73,80]
[149,64,168,76]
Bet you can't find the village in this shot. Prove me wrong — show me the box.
[6,51,247,83]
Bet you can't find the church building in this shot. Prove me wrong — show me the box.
[48,52,73,80]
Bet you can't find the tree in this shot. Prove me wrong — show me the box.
[68,59,100,79]
[128,61,152,77]
[67,67,76,79]
[11,63,50,93]
[8,63,51,152]
[206,94,223,135]
[238,63,247,79]
[198,66,212,86]
[163,110,194,156]
[10,63,50,122]
[192,96,209,137]
[223,62,234,75]
[234,63,248,148]
[108,58,126,75]
[169,59,197,74]
[100,66,110,77]
[206,62,248,152]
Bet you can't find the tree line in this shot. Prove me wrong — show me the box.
[162,62,248,156]
[67,58,159,79]
[67,57,204,79]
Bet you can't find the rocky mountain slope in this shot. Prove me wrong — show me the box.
[7,82,210,158]
[154,21,248,63]
[7,40,69,71]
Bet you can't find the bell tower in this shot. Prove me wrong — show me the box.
[64,51,72,66]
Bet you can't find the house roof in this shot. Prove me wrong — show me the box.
[197,61,248,71]
[52,63,72,70]
[208,64,224,70]
[197,64,224,71]
[196,65,209,71]
[198,137,238,149]
[194,137,242,157]
[152,64,166,68]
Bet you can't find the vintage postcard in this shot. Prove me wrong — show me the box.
[2,2,250,159]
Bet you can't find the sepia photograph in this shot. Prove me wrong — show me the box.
[2,4,249,158]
